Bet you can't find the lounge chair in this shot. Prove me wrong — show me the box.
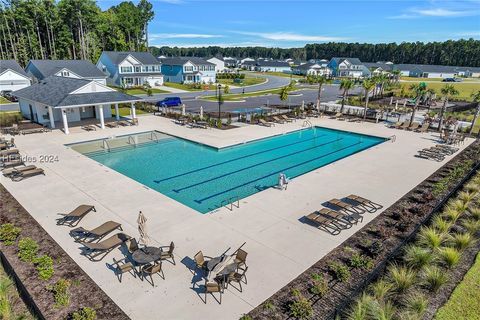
[0,148,19,157]
[71,221,123,242]
[327,198,366,215]
[388,121,403,129]
[118,120,131,126]
[2,165,36,177]
[106,122,118,128]
[416,150,444,162]
[159,241,176,265]
[1,159,24,169]
[272,116,286,124]
[330,112,344,120]
[317,207,362,225]
[81,125,96,131]
[406,122,420,131]
[281,115,293,122]
[10,168,44,181]
[415,123,429,133]
[345,195,383,213]
[81,232,131,261]
[259,119,275,127]
[398,122,411,130]
[304,212,342,235]
[57,205,96,227]
[0,143,6,150]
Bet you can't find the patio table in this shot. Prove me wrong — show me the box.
[132,247,162,265]
[206,255,238,282]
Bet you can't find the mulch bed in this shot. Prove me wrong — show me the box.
[248,140,480,320]
[0,184,130,320]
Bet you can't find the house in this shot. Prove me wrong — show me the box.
[328,57,370,78]
[240,57,255,64]
[13,76,141,134]
[393,64,459,78]
[223,57,238,67]
[456,67,480,78]
[159,57,216,84]
[207,57,226,72]
[96,51,163,87]
[293,62,332,76]
[255,60,291,73]
[363,62,394,75]
[0,60,31,92]
[25,60,107,84]
[240,60,257,71]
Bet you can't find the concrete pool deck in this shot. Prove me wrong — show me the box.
[0,115,474,320]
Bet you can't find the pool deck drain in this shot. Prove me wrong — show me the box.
[0,115,474,320]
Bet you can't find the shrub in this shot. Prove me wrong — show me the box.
[462,218,480,234]
[443,207,462,223]
[263,300,275,311]
[402,292,428,319]
[289,295,313,320]
[349,252,374,270]
[450,232,475,250]
[72,307,96,320]
[421,266,447,292]
[418,227,445,249]
[368,279,393,301]
[438,247,461,268]
[367,300,396,320]
[239,315,252,320]
[432,216,453,233]
[309,273,328,297]
[0,112,22,127]
[457,191,476,207]
[48,278,71,307]
[388,264,416,293]
[0,224,21,246]
[35,255,54,280]
[17,237,39,263]
[347,294,374,320]
[404,245,433,269]
[216,118,222,129]
[469,207,480,220]
[329,262,351,282]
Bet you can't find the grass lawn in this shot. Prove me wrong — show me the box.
[125,88,168,95]
[0,96,12,104]
[0,264,34,319]
[111,107,147,117]
[399,82,480,101]
[435,253,480,320]
[201,88,283,101]
[252,71,304,79]
[217,75,266,87]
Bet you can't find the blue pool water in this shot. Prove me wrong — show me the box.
[71,128,385,213]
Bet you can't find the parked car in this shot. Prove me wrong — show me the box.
[155,97,182,108]
[1,90,17,102]
[442,78,463,82]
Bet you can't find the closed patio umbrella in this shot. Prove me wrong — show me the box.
[300,100,305,112]
[137,211,150,246]
[200,106,204,120]
[181,104,186,116]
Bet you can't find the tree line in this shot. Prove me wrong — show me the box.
[0,0,154,66]
[151,39,480,67]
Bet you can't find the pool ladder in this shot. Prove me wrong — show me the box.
[221,196,240,211]
[302,120,313,128]
[102,139,111,152]
[128,136,137,148]
[150,131,160,143]
[390,135,396,143]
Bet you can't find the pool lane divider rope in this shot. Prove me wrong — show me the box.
[194,140,364,204]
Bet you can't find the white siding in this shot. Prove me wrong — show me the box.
[0,70,31,91]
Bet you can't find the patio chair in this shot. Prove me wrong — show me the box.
[112,257,136,283]
[10,167,44,181]
[193,251,212,274]
[345,195,383,213]
[304,212,342,235]
[327,198,366,215]
[56,205,96,227]
[106,122,118,128]
[317,207,362,225]
[127,238,139,254]
[81,125,96,131]
[0,143,6,150]
[159,241,176,265]
[259,119,275,127]
[415,123,430,133]
[272,116,286,124]
[71,221,123,242]
[2,165,36,177]
[388,121,403,129]
[233,248,247,268]
[226,266,248,292]
[406,122,420,131]
[81,232,131,261]
[398,122,411,130]
[204,279,223,304]
[141,261,164,286]
[281,115,293,122]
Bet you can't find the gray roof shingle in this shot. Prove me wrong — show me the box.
[28,60,106,79]
[0,60,29,77]
[256,60,291,68]
[12,76,139,107]
[103,51,160,65]
[159,57,215,66]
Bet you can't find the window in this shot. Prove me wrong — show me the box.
[185,66,193,72]
[135,66,141,72]
[61,71,70,77]
[120,66,133,73]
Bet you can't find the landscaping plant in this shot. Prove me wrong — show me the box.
[17,237,39,263]
[0,224,21,246]
[35,255,54,280]
[48,278,71,307]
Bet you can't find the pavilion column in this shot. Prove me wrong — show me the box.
[61,109,69,134]
[115,103,120,120]
[98,105,105,129]
[131,102,136,119]
[48,106,55,129]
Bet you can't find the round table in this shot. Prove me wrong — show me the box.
[206,256,238,277]
[132,247,162,265]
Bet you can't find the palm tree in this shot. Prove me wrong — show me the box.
[409,82,427,126]
[470,90,480,135]
[362,79,375,120]
[339,79,354,113]
[438,84,459,131]
[315,75,329,112]
[279,85,289,106]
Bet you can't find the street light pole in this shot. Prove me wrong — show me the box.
[218,84,222,121]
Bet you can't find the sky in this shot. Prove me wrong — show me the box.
[98,0,480,48]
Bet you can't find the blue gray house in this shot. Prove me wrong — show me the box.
[25,60,107,84]
[96,51,163,87]
[160,57,216,84]
[328,57,370,78]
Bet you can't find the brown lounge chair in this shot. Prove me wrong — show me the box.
[259,119,275,127]
[327,198,366,215]
[2,165,36,176]
[57,205,96,227]
[330,112,344,120]
[1,159,24,168]
[304,212,342,235]
[81,232,131,261]
[318,207,363,225]
[281,115,293,122]
[71,221,123,242]
[406,122,420,131]
[272,116,286,124]
[10,168,44,181]
[0,148,19,157]
[345,195,383,213]
[415,123,429,133]
[398,122,411,130]
[388,121,403,129]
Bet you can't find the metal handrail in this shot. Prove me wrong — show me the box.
[150,131,159,143]
[302,120,312,128]
[390,135,396,142]
[128,136,136,147]
[220,196,240,211]
[102,139,110,152]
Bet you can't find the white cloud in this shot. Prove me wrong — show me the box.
[150,33,223,39]
[413,8,473,17]
[151,42,271,48]
[234,31,346,42]
[455,31,480,37]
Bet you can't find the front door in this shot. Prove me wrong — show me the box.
[28,105,35,122]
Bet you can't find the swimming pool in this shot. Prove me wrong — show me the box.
[69,128,386,213]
